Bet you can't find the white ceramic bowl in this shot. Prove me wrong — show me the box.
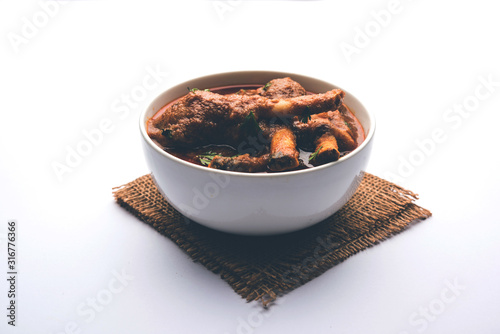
[140,71,375,235]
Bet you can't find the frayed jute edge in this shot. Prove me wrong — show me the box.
[212,207,432,305]
[112,173,432,307]
[206,174,432,306]
[244,204,432,306]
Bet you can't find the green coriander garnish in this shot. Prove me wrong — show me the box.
[300,106,312,123]
[187,87,209,92]
[198,151,217,166]
[240,111,262,136]
[344,120,352,130]
[263,82,272,91]
[161,128,173,138]
[309,145,323,162]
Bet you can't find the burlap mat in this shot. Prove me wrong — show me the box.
[113,172,431,306]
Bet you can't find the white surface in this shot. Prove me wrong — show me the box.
[1,1,499,333]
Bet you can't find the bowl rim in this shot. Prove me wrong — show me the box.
[139,70,375,179]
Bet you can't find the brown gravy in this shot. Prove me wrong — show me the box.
[148,84,365,171]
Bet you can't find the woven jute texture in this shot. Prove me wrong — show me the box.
[113,172,431,306]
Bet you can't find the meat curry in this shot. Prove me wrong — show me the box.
[147,77,365,173]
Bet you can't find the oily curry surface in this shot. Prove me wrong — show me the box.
[147,77,365,173]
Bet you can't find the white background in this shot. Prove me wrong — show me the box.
[1,1,500,333]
